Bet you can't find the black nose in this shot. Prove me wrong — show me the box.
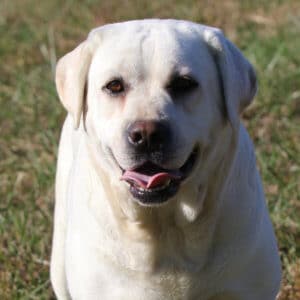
[127,120,171,152]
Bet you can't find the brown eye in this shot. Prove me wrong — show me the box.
[167,75,198,96]
[105,79,125,94]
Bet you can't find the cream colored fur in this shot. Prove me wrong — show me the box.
[51,20,281,300]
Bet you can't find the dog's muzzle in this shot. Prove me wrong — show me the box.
[110,120,198,205]
[117,120,198,205]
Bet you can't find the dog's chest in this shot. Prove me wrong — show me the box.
[65,211,212,300]
[66,245,208,300]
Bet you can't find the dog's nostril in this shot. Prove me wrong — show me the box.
[129,130,144,145]
[128,121,148,147]
[127,120,171,150]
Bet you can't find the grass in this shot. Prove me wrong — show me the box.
[0,0,299,299]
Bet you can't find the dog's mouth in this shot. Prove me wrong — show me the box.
[120,147,198,205]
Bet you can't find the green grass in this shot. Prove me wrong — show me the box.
[0,1,299,299]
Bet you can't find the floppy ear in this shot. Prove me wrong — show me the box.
[55,40,94,129]
[203,27,257,128]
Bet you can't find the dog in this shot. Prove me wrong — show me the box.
[51,19,281,300]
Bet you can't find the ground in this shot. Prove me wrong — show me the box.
[0,0,299,299]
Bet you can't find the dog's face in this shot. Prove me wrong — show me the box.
[56,20,257,207]
[87,23,224,205]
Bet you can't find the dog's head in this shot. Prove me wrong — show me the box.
[56,20,257,207]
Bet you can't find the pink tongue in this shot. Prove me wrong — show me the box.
[121,170,181,189]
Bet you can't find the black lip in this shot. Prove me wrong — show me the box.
[179,146,198,176]
[129,180,180,205]
[126,147,199,205]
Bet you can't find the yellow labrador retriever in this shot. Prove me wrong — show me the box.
[51,19,281,300]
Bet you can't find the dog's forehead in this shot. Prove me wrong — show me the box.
[89,20,211,79]
[91,19,199,42]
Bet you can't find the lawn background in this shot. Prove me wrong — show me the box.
[0,0,299,299]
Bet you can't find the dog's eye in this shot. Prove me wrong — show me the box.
[105,79,125,94]
[167,76,198,96]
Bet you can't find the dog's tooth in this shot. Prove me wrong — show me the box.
[133,179,171,193]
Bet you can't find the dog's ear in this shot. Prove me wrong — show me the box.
[203,27,257,128]
[55,40,94,129]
